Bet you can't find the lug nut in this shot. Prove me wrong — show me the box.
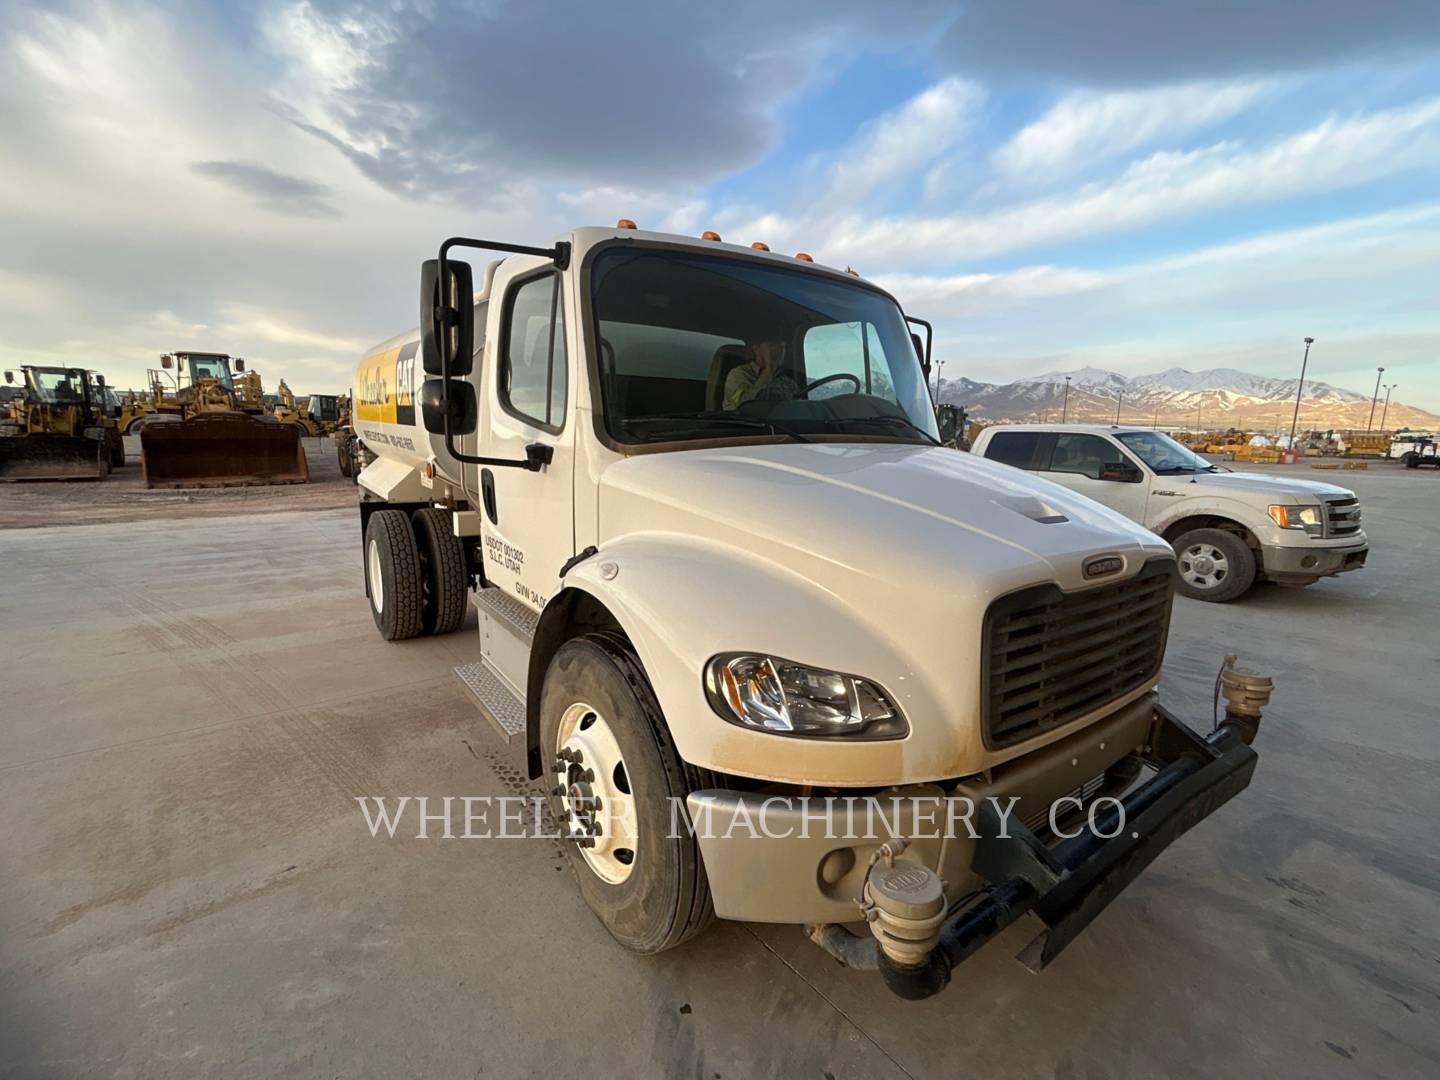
[580,768,595,783]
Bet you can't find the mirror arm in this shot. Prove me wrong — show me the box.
[436,235,570,471]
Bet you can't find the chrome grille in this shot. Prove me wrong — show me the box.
[1322,496,1361,538]
[982,561,1173,750]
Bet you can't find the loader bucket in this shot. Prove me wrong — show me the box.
[0,434,109,481]
[141,413,310,488]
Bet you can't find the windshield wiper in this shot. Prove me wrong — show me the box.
[1154,463,1218,475]
[839,414,941,446]
[620,413,812,443]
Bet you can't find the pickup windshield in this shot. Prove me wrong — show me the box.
[1116,430,1220,474]
[589,248,938,446]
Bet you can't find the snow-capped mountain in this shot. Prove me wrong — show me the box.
[936,367,1438,429]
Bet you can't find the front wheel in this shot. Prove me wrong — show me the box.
[1171,527,1256,602]
[540,633,714,954]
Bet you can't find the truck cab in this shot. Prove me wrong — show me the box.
[972,424,1369,601]
[349,225,1273,997]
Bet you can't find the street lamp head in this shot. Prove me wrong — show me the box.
[1304,336,1314,344]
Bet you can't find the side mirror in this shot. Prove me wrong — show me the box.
[911,333,929,378]
[421,259,475,377]
[161,355,173,370]
[419,377,476,436]
[234,358,246,372]
[94,374,106,387]
[936,404,960,446]
[4,371,12,384]
[1100,461,1142,483]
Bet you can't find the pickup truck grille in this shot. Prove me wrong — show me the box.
[1322,496,1361,538]
[982,560,1173,750]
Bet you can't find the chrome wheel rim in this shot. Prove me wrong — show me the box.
[1179,543,1229,590]
[367,538,384,612]
[553,701,638,885]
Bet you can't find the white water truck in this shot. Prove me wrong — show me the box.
[349,222,1275,999]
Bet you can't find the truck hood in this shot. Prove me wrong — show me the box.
[1172,470,1355,501]
[597,443,1172,594]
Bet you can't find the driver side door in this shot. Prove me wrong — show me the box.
[1037,432,1150,524]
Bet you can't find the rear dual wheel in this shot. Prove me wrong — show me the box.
[363,507,467,640]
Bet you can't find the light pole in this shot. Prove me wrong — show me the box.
[1287,337,1314,451]
[1061,375,1071,422]
[1114,389,1123,424]
[1367,366,1385,431]
[1380,383,1396,431]
[933,359,946,399]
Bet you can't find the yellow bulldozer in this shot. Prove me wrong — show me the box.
[138,351,309,488]
[0,365,125,481]
[270,381,347,437]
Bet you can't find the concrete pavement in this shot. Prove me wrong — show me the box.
[2,467,1438,1077]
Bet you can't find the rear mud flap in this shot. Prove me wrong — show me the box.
[0,434,109,481]
[140,414,310,488]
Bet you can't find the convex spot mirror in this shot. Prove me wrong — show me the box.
[421,259,475,377]
[419,377,476,436]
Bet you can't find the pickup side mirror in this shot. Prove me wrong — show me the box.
[1100,461,1143,483]
[421,259,475,377]
[419,377,476,436]
[936,403,961,446]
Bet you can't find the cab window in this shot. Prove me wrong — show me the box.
[501,275,566,430]
[801,322,899,400]
[1046,433,1126,480]
[983,431,1042,469]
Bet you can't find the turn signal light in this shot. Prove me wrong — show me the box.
[794,252,814,262]
[701,230,722,241]
[751,241,770,251]
[616,218,637,229]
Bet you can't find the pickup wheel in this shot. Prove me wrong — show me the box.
[363,509,424,640]
[1171,527,1255,602]
[411,507,467,636]
[541,632,714,954]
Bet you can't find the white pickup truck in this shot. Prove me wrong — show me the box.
[350,224,1273,999]
[971,424,1369,602]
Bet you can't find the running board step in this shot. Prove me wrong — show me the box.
[471,586,537,642]
[454,660,526,746]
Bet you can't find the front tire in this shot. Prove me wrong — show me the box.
[363,510,424,640]
[1171,527,1256,602]
[541,633,714,954]
[1403,452,1419,469]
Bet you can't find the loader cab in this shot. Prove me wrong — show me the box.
[164,352,239,392]
[23,367,93,409]
[308,394,340,423]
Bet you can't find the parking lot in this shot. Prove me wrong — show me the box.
[1,460,1437,1078]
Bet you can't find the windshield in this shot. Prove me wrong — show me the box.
[186,354,233,389]
[26,368,86,405]
[1117,431,1219,474]
[590,249,938,446]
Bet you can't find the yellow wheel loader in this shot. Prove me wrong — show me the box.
[0,366,124,481]
[269,381,346,438]
[138,352,309,488]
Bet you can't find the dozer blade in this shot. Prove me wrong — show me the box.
[0,434,109,482]
[140,413,310,488]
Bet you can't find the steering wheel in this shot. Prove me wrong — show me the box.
[798,372,862,398]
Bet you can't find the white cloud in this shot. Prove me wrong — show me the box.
[822,95,1440,266]
[825,78,984,204]
[993,79,1270,178]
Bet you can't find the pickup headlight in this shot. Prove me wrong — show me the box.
[1268,504,1324,535]
[704,654,908,739]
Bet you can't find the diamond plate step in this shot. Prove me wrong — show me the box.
[472,586,538,642]
[454,660,526,746]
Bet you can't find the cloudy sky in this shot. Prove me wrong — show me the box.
[3,1,1439,409]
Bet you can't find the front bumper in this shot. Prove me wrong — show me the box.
[1261,540,1367,582]
[688,700,1260,995]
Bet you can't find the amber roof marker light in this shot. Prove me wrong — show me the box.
[615,218,638,229]
[750,241,770,251]
[701,230,722,241]
[794,252,814,262]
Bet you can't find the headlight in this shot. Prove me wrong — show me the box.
[1267,504,1324,534]
[704,654,908,739]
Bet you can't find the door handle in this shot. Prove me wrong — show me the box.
[481,468,498,524]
